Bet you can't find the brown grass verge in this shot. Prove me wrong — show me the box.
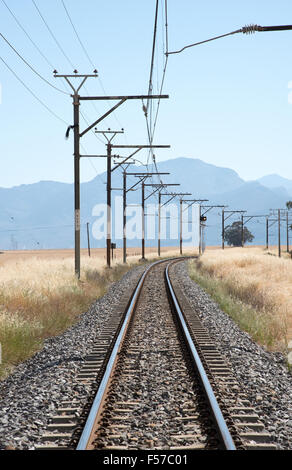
[188,247,290,353]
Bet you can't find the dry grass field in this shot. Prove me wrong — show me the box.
[0,246,186,378]
[190,246,292,352]
[1,244,290,377]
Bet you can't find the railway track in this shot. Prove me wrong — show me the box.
[38,258,276,452]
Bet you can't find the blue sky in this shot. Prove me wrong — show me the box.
[0,0,292,188]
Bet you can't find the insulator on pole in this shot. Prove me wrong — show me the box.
[242,24,259,34]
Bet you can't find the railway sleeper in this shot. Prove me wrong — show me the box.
[170,262,278,450]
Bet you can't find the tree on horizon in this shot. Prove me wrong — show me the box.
[224,221,254,247]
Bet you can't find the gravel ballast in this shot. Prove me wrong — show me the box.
[0,264,145,450]
[174,260,292,450]
[0,259,291,450]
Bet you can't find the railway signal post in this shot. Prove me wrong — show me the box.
[183,200,208,255]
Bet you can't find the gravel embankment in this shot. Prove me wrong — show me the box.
[0,264,146,450]
[174,260,292,450]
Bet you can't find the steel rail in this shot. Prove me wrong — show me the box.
[76,257,181,450]
[165,263,236,451]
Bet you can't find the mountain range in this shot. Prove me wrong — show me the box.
[0,158,290,250]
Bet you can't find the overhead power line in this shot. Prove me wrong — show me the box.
[1,0,55,70]
[0,224,77,233]
[60,0,95,69]
[0,31,69,95]
[0,55,69,125]
[59,0,127,138]
[32,0,75,69]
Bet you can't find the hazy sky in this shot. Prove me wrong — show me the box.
[1,0,292,188]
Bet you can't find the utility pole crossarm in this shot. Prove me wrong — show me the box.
[201,205,226,216]
[144,186,161,201]
[144,183,179,202]
[161,195,176,207]
[111,148,142,172]
[182,199,209,212]
[127,173,170,176]
[242,215,268,225]
[111,145,170,149]
[223,210,246,222]
[126,172,169,193]
[79,94,169,101]
[160,193,192,196]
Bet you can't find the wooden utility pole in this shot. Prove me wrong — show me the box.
[222,209,225,250]
[183,199,209,254]
[199,205,226,250]
[159,194,193,256]
[158,194,193,255]
[55,73,98,278]
[55,71,168,277]
[221,210,246,249]
[145,185,180,256]
[111,146,170,262]
[278,209,281,258]
[121,173,170,261]
[287,211,290,253]
[86,222,91,257]
[94,129,124,268]
[241,215,267,248]
[269,209,287,257]
[123,171,127,263]
[121,165,142,264]
[266,216,269,250]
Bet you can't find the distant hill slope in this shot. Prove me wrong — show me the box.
[152,157,245,197]
[257,174,292,197]
[0,158,290,249]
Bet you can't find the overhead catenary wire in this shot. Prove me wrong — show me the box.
[144,0,160,176]
[144,0,170,195]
